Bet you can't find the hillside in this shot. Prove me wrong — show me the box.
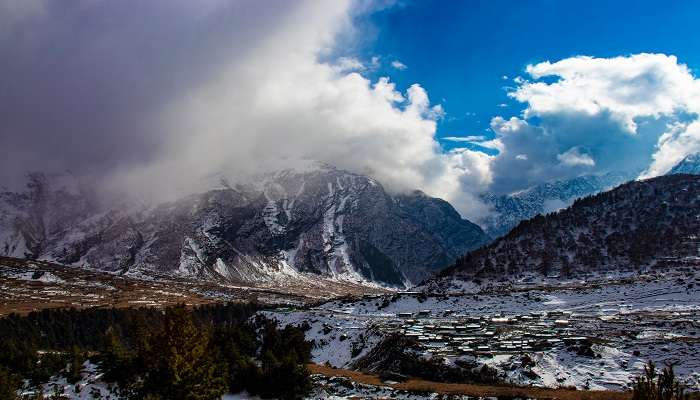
[432,174,700,288]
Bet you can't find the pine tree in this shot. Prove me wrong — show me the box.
[65,346,85,384]
[99,328,133,385]
[141,305,227,400]
[0,366,21,400]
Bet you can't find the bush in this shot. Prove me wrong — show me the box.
[631,361,689,400]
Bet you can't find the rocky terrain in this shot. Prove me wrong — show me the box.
[0,166,489,288]
[0,256,386,315]
[476,153,700,242]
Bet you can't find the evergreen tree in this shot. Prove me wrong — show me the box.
[0,366,20,400]
[65,346,85,384]
[141,305,227,400]
[255,321,312,399]
[99,328,134,386]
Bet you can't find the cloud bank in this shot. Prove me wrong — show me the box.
[482,53,700,194]
[0,0,490,218]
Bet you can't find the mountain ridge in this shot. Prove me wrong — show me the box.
[426,174,700,291]
[669,153,700,175]
[0,166,490,288]
[478,172,632,238]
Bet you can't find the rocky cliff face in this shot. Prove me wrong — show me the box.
[0,166,490,287]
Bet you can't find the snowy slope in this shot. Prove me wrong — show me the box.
[669,153,700,175]
[479,172,631,238]
[264,269,700,391]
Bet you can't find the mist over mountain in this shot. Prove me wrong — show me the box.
[668,153,700,175]
[0,165,489,288]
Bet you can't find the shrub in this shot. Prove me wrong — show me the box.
[631,361,689,400]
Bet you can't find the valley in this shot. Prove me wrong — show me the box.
[3,172,700,398]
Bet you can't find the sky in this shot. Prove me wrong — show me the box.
[2,0,700,220]
[354,0,700,146]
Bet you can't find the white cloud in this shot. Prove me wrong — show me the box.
[390,60,407,70]
[99,1,490,219]
[334,57,365,72]
[641,120,700,177]
[513,54,700,134]
[557,147,595,167]
[442,135,488,142]
[488,53,700,193]
[11,5,700,223]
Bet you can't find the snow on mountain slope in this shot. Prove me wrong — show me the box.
[0,166,490,288]
[669,153,700,175]
[478,172,631,238]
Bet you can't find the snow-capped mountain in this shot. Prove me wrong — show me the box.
[668,153,700,175]
[0,166,489,287]
[427,174,700,291]
[478,172,632,238]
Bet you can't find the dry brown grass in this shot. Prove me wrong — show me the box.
[309,363,633,400]
[0,256,385,316]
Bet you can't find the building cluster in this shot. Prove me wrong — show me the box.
[394,309,588,357]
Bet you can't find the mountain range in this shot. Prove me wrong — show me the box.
[3,153,700,290]
[0,166,489,288]
[478,172,633,238]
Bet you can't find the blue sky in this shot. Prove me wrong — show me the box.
[351,0,700,152]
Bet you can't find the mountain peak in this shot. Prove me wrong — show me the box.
[669,153,700,175]
[1,166,489,288]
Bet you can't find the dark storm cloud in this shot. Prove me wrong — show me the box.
[0,0,297,188]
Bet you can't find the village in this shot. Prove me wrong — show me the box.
[273,272,700,391]
[394,308,587,358]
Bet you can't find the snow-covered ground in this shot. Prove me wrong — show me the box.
[23,362,117,399]
[265,270,700,392]
[307,374,486,399]
[12,269,700,398]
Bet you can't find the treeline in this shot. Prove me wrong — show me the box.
[0,303,312,400]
